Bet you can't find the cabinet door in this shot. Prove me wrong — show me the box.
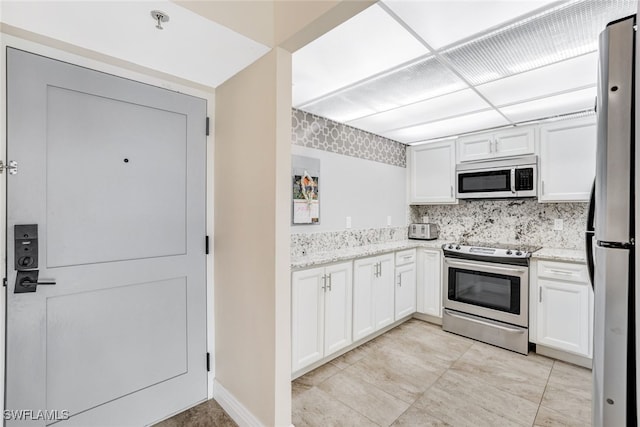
[537,278,591,357]
[353,258,376,341]
[539,117,596,202]
[408,140,456,204]
[324,262,353,356]
[457,133,493,162]
[291,267,325,372]
[494,127,535,158]
[375,254,395,330]
[395,263,417,319]
[417,249,442,317]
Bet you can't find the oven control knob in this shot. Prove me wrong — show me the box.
[455,245,461,250]
[515,251,522,256]
[448,244,453,249]
[506,250,512,255]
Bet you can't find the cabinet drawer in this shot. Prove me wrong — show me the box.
[395,249,416,266]
[537,260,588,283]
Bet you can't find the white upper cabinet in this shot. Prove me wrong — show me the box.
[538,116,596,202]
[457,127,535,162]
[407,140,456,204]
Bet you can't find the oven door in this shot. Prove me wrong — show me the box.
[443,257,529,327]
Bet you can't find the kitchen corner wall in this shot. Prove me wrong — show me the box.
[291,108,408,255]
[411,200,588,250]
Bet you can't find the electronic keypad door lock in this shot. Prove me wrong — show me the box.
[13,224,56,293]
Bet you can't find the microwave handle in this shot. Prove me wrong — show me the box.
[510,169,516,193]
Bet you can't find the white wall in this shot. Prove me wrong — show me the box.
[291,144,407,233]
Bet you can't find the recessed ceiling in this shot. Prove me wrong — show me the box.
[0,1,270,88]
[292,0,637,144]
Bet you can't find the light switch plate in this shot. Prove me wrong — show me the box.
[346,216,352,229]
[553,219,564,231]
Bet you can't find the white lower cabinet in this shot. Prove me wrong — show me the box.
[533,260,593,358]
[395,250,417,319]
[291,262,353,373]
[416,248,442,317]
[353,254,394,341]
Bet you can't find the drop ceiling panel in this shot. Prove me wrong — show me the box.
[0,1,270,88]
[476,52,598,106]
[382,110,509,144]
[498,87,596,122]
[292,4,430,106]
[382,0,557,50]
[346,89,491,134]
[441,0,637,85]
[298,56,468,123]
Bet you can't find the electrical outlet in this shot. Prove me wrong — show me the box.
[346,216,352,229]
[422,216,429,223]
[553,219,564,231]
[387,216,392,226]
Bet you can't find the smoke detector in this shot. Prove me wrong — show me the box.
[150,10,169,30]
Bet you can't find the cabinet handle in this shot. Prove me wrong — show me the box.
[542,180,545,195]
[328,273,332,291]
[376,262,380,277]
[539,286,542,303]
[379,262,382,277]
[321,274,326,291]
[397,274,402,287]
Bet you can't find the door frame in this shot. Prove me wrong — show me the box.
[0,32,216,419]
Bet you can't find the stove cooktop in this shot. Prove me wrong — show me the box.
[442,241,541,259]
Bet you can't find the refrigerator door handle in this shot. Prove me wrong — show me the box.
[586,180,596,288]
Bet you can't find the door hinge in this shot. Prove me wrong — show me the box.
[205,235,210,255]
[206,117,210,136]
[206,352,211,372]
[0,160,18,175]
[2,278,6,287]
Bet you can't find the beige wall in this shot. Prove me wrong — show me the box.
[214,48,292,426]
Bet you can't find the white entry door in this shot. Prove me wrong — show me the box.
[5,48,208,426]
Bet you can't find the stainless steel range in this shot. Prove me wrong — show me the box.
[441,242,540,354]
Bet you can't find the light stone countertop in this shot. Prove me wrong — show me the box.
[291,240,586,269]
[531,247,586,263]
[291,239,448,269]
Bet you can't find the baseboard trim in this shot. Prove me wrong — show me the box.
[535,344,592,369]
[412,312,442,325]
[213,380,264,427]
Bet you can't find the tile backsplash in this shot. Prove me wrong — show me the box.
[291,227,407,257]
[411,199,588,250]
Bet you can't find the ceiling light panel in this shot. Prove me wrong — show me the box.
[382,110,509,144]
[346,89,491,134]
[298,55,468,123]
[476,52,598,106]
[382,0,557,50]
[441,0,637,86]
[498,87,596,122]
[292,4,429,106]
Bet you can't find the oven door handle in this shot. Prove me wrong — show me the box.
[444,258,527,275]
[445,310,526,334]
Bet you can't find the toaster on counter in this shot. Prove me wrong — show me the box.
[408,223,439,240]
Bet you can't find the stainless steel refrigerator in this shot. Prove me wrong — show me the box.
[588,13,637,427]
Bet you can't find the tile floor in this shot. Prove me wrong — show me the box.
[157,318,592,427]
[292,319,592,427]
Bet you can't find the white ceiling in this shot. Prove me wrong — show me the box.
[292,0,637,144]
[0,1,270,89]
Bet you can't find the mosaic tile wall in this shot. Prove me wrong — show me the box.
[291,108,406,167]
[291,227,408,257]
[411,200,588,250]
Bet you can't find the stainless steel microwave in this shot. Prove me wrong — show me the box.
[456,155,537,199]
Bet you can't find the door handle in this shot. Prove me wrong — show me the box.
[14,270,56,293]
